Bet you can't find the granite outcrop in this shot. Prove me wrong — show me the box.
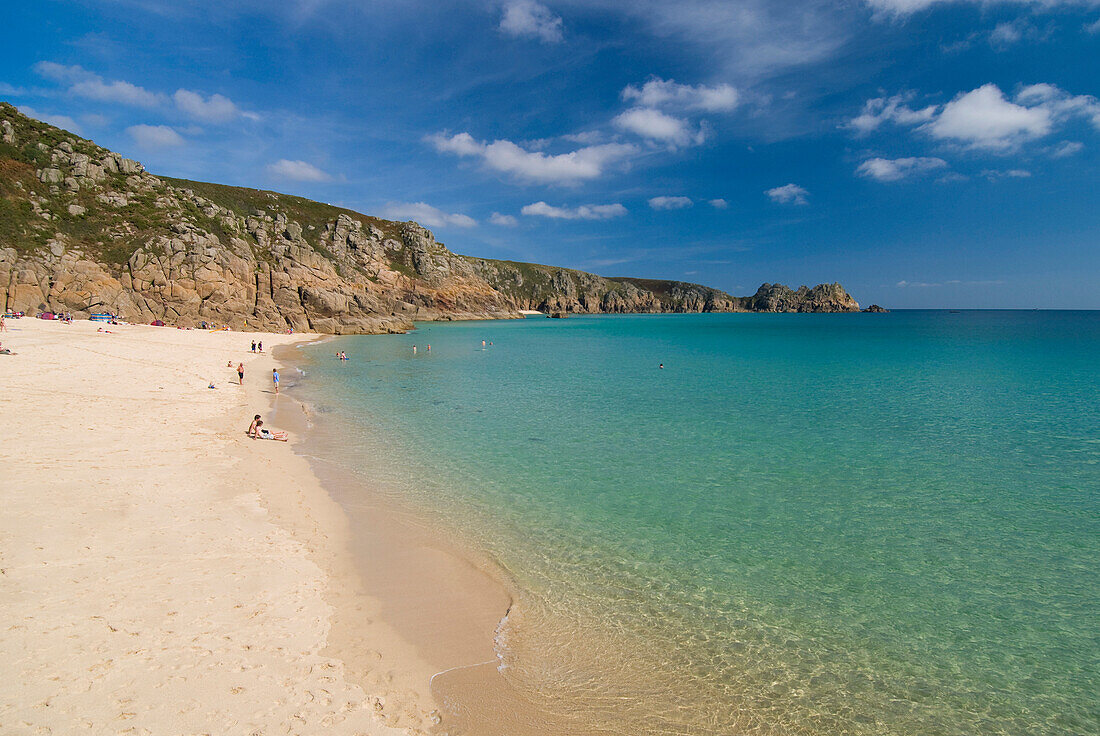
[1,103,864,332]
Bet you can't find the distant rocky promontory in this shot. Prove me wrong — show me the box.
[1,104,862,333]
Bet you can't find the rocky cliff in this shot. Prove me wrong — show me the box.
[0,104,860,332]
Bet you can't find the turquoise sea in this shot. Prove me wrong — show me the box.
[294,311,1099,735]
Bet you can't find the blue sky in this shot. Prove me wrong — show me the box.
[3,0,1099,307]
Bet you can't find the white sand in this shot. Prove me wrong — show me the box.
[0,318,414,735]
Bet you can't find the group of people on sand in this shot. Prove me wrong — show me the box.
[250,340,264,353]
[247,414,287,441]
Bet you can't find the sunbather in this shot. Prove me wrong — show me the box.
[253,420,288,441]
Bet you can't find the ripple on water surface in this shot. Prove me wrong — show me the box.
[297,311,1100,735]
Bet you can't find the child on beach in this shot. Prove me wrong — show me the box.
[272,368,279,394]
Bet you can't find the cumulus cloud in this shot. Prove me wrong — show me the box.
[1087,18,1100,34]
[429,132,635,184]
[613,107,705,148]
[521,201,628,220]
[17,106,82,134]
[857,156,948,181]
[36,62,163,107]
[849,94,936,135]
[856,83,1100,152]
[708,198,729,209]
[381,202,477,228]
[35,62,254,123]
[648,196,693,210]
[127,124,185,148]
[765,183,809,205]
[621,77,739,112]
[174,89,255,122]
[928,84,1052,149]
[499,0,563,43]
[266,159,332,181]
[489,212,519,226]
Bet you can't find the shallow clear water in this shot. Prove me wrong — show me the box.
[296,312,1100,735]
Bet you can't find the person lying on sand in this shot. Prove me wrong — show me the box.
[252,420,288,441]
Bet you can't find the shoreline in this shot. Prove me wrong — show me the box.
[271,340,595,735]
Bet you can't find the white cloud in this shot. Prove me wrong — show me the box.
[571,1,849,82]
[1016,83,1100,128]
[490,212,519,226]
[500,0,563,43]
[429,132,635,184]
[857,156,948,181]
[648,195,693,210]
[73,77,162,107]
[1087,18,1100,33]
[174,89,255,122]
[613,107,704,147]
[765,183,809,205]
[855,83,1100,153]
[36,62,164,108]
[381,202,477,228]
[897,278,1006,287]
[708,198,729,209]
[17,106,82,134]
[849,94,936,135]
[928,84,1052,149]
[981,168,1032,180]
[127,124,185,148]
[865,0,1099,15]
[266,159,332,181]
[1051,140,1084,157]
[33,61,98,84]
[990,21,1023,44]
[34,61,255,122]
[621,77,739,112]
[521,201,628,220]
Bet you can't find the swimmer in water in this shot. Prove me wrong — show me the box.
[412,345,417,354]
[659,363,664,369]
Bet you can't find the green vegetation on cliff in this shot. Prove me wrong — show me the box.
[0,103,860,332]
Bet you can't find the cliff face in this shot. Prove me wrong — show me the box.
[0,104,860,332]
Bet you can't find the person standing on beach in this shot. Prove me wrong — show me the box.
[272,368,279,394]
[237,362,245,385]
[258,341,263,353]
[251,340,256,353]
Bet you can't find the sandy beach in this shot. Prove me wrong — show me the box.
[0,317,436,735]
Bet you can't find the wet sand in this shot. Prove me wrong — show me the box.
[273,344,601,735]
